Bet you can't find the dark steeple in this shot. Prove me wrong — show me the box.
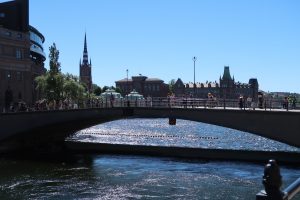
[79,32,92,91]
[82,32,89,65]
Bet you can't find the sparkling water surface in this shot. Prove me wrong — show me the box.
[0,155,300,200]
[1,118,300,200]
[69,118,300,152]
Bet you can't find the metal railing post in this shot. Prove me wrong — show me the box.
[283,178,300,200]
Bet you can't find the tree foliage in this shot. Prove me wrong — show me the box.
[115,87,122,94]
[92,83,102,96]
[35,72,84,101]
[168,79,176,94]
[63,76,85,100]
[49,43,61,74]
[102,86,110,92]
[93,86,102,96]
[35,43,86,102]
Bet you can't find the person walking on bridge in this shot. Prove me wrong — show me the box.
[239,95,244,109]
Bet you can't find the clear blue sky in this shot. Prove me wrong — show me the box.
[27,0,300,93]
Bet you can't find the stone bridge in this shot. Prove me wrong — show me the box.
[0,107,299,152]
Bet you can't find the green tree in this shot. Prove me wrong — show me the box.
[115,87,122,94]
[35,75,47,99]
[63,76,85,100]
[168,79,176,94]
[94,86,102,96]
[35,72,64,101]
[46,72,64,101]
[49,43,61,74]
[102,86,110,93]
[35,43,86,102]
[46,43,63,101]
[65,73,79,82]
[91,83,102,96]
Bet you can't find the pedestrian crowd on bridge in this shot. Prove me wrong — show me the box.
[1,94,299,113]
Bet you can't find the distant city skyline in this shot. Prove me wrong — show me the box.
[25,0,300,93]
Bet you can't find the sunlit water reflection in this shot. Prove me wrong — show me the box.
[68,118,300,152]
[1,118,300,199]
[0,155,300,200]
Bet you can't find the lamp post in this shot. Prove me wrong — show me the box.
[192,56,197,97]
[126,69,129,107]
[126,69,129,95]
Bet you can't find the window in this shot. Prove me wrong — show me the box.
[17,33,22,39]
[5,31,11,37]
[17,72,22,81]
[16,49,22,59]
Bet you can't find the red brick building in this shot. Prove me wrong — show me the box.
[116,75,169,97]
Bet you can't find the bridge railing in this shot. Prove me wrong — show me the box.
[1,97,299,113]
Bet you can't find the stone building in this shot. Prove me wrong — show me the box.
[115,75,169,97]
[174,66,259,100]
[0,0,46,111]
[79,33,92,91]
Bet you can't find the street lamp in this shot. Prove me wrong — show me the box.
[192,56,197,97]
[126,69,129,95]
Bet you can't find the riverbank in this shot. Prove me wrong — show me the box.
[66,141,300,164]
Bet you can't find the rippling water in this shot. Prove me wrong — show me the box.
[69,118,300,152]
[1,118,300,199]
[0,155,300,200]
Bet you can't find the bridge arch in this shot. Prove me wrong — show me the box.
[0,107,300,152]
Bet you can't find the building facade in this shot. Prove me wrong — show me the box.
[174,66,259,100]
[0,0,46,111]
[79,33,92,91]
[116,75,169,97]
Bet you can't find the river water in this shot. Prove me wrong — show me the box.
[0,118,300,200]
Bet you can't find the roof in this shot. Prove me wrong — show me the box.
[115,77,163,83]
[222,66,232,80]
[145,78,163,82]
[115,78,132,83]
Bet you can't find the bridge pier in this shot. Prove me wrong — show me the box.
[169,117,176,125]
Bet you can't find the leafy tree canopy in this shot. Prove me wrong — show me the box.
[49,43,61,74]
[168,79,176,94]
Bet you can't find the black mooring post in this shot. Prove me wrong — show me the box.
[256,160,285,200]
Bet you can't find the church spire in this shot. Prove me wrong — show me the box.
[79,32,92,92]
[83,32,89,65]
